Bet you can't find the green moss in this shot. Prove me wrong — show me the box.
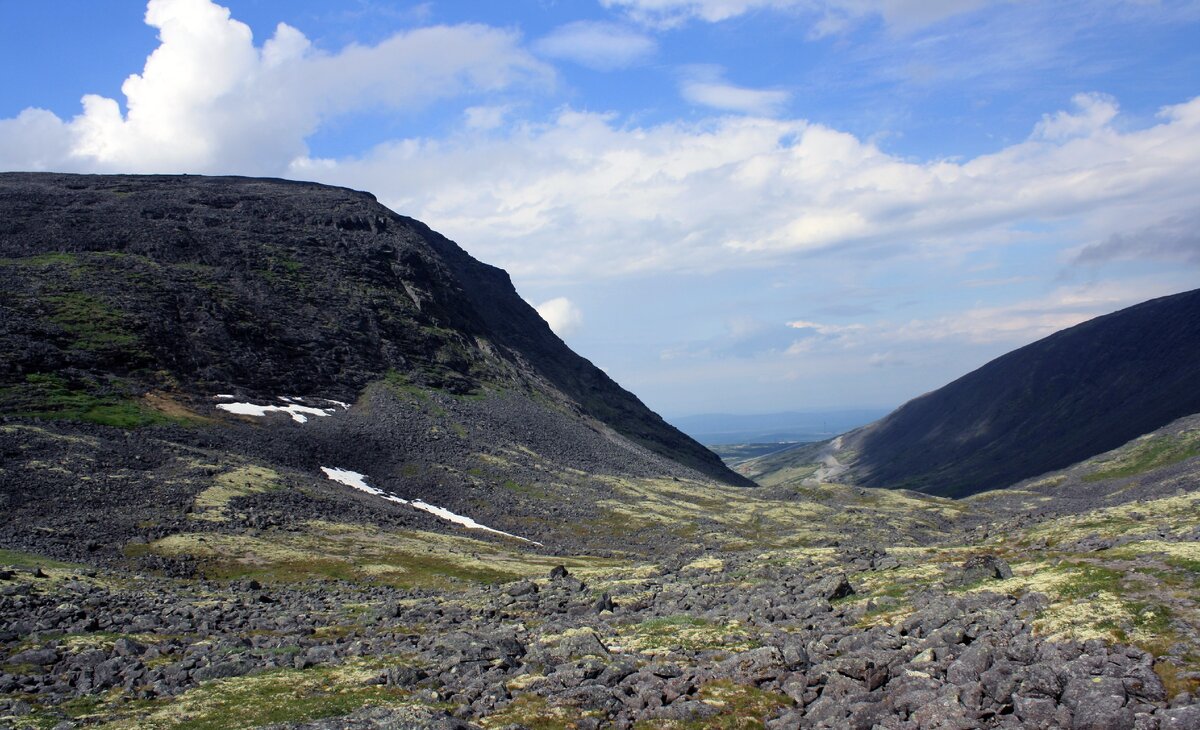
[95,663,408,729]
[381,370,429,401]
[44,291,139,351]
[1084,432,1200,482]
[0,252,78,267]
[1057,563,1125,599]
[624,615,758,653]
[0,548,81,571]
[0,374,171,428]
[500,480,553,500]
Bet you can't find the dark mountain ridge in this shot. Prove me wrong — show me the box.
[0,172,744,489]
[835,287,1200,497]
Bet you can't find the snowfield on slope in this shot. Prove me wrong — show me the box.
[320,467,541,545]
[214,395,350,423]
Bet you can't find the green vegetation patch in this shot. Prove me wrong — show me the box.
[621,615,758,654]
[192,466,281,522]
[0,548,82,572]
[1056,563,1126,599]
[0,374,170,428]
[632,680,791,729]
[480,693,604,729]
[95,662,407,730]
[44,291,139,352]
[0,252,78,267]
[1084,430,1200,482]
[138,522,617,590]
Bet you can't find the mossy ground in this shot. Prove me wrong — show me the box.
[92,662,408,730]
[135,521,620,590]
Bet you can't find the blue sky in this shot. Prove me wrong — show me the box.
[2,0,1199,417]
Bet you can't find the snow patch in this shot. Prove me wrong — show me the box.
[320,467,408,505]
[319,467,540,545]
[215,394,349,423]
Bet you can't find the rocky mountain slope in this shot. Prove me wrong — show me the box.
[745,288,1200,498]
[0,172,761,559]
[3,173,1200,728]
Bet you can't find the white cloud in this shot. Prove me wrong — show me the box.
[1034,92,1119,140]
[786,320,866,336]
[0,0,550,174]
[464,105,512,131]
[535,297,584,336]
[534,21,656,70]
[298,94,1200,284]
[600,0,992,31]
[679,68,790,115]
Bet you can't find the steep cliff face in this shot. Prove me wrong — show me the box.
[836,288,1200,497]
[0,172,745,489]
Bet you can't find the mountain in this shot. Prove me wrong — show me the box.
[3,174,1200,728]
[0,172,754,559]
[747,288,1200,497]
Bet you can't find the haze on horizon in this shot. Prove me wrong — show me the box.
[2,0,1197,418]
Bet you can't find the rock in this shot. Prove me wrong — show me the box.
[1160,705,1200,729]
[504,580,538,597]
[9,647,59,666]
[959,554,1013,583]
[549,565,570,580]
[113,637,147,657]
[811,572,855,601]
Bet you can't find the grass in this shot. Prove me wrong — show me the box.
[92,662,408,730]
[621,615,757,654]
[0,374,173,428]
[136,522,617,590]
[480,694,604,729]
[380,370,429,401]
[1084,431,1200,482]
[1056,563,1126,599]
[0,548,82,571]
[44,291,139,352]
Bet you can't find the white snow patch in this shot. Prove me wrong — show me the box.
[319,467,540,544]
[216,401,336,424]
[213,394,236,400]
[320,467,408,505]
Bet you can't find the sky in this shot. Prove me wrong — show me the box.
[2,0,1199,418]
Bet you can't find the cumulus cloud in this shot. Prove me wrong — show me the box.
[299,94,1200,284]
[534,21,656,70]
[679,67,789,115]
[535,297,584,336]
[0,0,550,174]
[1034,92,1119,140]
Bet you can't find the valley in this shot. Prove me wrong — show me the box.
[2,174,1199,729]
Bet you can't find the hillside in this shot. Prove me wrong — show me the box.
[0,174,758,561]
[746,288,1200,498]
[4,173,1200,728]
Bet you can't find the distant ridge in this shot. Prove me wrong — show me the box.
[749,288,1200,497]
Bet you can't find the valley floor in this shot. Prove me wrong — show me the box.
[4,482,1200,729]
[4,416,1200,728]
